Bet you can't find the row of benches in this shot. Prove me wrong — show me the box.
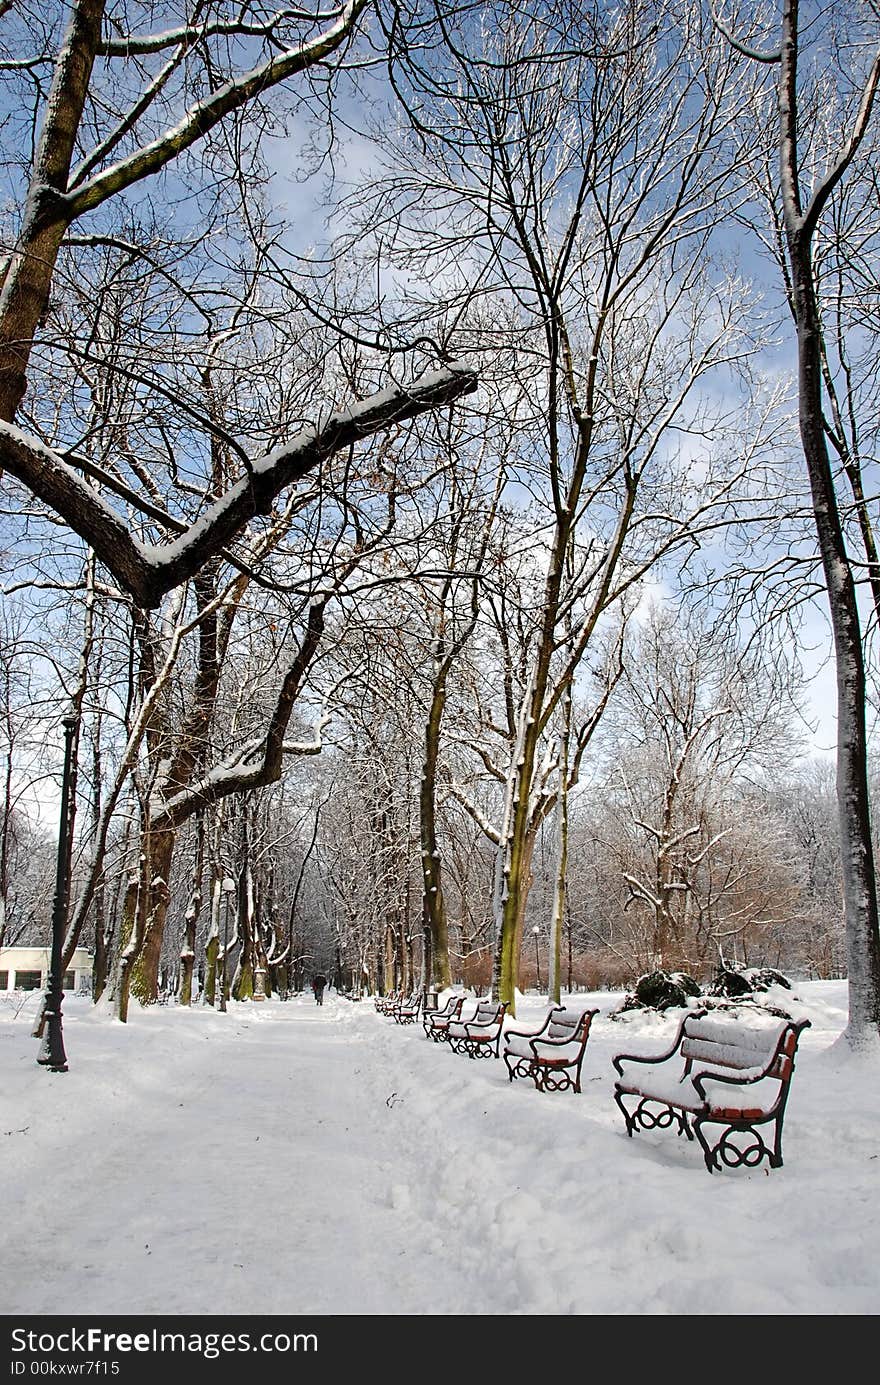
[376,989,810,1173]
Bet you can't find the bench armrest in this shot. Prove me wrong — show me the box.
[531,1036,579,1059]
[465,1018,500,1036]
[690,1065,766,1101]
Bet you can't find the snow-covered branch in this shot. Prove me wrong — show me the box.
[0,363,477,607]
[64,2,371,217]
[445,780,501,846]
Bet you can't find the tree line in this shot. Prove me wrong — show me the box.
[0,1,878,1042]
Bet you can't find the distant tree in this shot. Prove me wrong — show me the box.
[599,604,803,975]
[368,0,777,1012]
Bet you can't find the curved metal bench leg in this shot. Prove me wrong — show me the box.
[693,1117,717,1172]
[614,1089,636,1136]
[696,1116,781,1172]
[770,1115,784,1168]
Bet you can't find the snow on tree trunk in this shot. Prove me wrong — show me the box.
[772,0,880,1045]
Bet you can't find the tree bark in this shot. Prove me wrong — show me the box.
[420,673,452,988]
[179,815,204,1006]
[0,0,105,420]
[777,0,880,1044]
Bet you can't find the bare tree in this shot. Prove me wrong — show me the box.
[715,0,880,1044]
[600,603,802,974]
[361,0,776,1011]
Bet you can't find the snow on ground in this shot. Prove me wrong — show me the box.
[0,981,877,1315]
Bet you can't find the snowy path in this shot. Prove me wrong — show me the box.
[1,995,501,1314]
[1,983,878,1315]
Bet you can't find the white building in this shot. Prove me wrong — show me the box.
[0,947,92,993]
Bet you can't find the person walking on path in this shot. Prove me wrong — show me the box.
[311,973,327,1006]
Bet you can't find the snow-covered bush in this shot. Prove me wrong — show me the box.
[616,969,702,1014]
[743,967,792,992]
[708,965,792,998]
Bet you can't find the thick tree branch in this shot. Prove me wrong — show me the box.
[710,5,782,63]
[0,362,477,606]
[98,6,325,57]
[63,0,371,220]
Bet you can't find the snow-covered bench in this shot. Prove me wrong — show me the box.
[447,999,508,1059]
[375,990,400,1014]
[612,1010,810,1172]
[423,993,465,1040]
[503,1005,598,1093]
[391,991,422,1025]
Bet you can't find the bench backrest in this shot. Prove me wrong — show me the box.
[546,1008,592,1042]
[437,994,464,1019]
[680,1015,802,1081]
[472,999,503,1025]
[426,995,463,1025]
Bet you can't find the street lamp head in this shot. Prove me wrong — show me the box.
[221,877,236,894]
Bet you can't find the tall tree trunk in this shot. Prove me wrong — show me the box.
[203,875,221,1007]
[130,827,175,1006]
[116,866,146,1024]
[548,685,572,1006]
[179,815,204,1006]
[232,811,254,1000]
[89,710,111,1002]
[777,0,880,1044]
[420,676,452,988]
[789,243,880,1042]
[493,654,551,1016]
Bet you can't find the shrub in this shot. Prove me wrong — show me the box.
[708,965,792,998]
[708,967,752,998]
[743,967,792,992]
[621,968,702,1012]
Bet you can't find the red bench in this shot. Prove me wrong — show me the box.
[374,990,400,1014]
[446,999,507,1059]
[503,1005,598,1092]
[612,1009,810,1172]
[423,993,465,1040]
[391,991,422,1025]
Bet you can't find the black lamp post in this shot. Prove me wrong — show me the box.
[532,925,541,992]
[37,714,78,1073]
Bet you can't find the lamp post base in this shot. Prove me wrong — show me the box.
[36,1011,68,1072]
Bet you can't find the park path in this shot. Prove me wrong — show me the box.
[1,994,490,1315]
[7,983,872,1315]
